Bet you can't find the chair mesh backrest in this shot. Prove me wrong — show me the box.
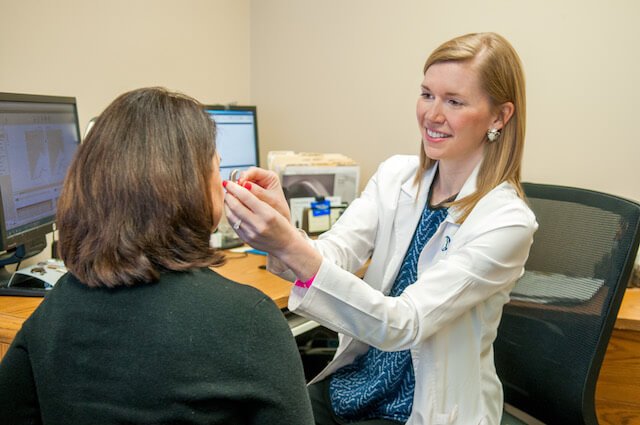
[494,183,640,425]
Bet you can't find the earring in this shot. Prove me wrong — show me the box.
[487,128,501,142]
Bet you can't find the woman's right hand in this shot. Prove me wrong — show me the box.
[237,167,291,222]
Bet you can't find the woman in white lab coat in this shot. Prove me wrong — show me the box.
[224,32,538,425]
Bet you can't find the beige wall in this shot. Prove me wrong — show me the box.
[2,0,640,265]
[0,0,251,266]
[251,0,640,203]
[3,0,638,201]
[0,0,251,132]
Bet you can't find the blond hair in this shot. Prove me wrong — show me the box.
[416,32,526,223]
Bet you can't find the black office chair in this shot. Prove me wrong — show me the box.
[496,183,640,425]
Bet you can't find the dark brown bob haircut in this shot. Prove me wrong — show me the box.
[57,87,224,287]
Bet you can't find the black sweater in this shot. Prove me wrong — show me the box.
[0,267,313,425]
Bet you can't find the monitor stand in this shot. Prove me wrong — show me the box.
[0,246,23,289]
[0,266,13,288]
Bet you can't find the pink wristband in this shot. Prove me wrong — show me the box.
[294,273,316,288]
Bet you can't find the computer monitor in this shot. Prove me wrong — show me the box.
[203,105,260,181]
[0,92,81,286]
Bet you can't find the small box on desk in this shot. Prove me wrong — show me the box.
[300,201,347,235]
[0,259,66,296]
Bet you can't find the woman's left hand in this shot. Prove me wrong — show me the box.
[223,180,322,281]
[236,167,291,222]
[224,180,296,255]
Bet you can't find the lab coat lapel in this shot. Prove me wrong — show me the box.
[381,164,438,293]
[444,161,481,224]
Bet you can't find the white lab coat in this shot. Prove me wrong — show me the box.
[280,155,538,425]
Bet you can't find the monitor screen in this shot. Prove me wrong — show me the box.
[0,92,80,258]
[204,105,259,181]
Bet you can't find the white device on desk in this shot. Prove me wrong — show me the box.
[8,259,67,292]
[209,218,244,249]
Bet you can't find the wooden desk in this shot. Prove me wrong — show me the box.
[595,288,640,425]
[0,251,290,358]
[217,251,291,309]
[0,257,639,424]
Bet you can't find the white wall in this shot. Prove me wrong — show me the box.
[0,0,251,266]
[250,0,640,203]
[1,0,251,132]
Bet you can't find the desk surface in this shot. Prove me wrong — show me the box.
[615,287,640,331]
[0,251,291,348]
[0,258,639,423]
[216,251,291,309]
[1,258,639,345]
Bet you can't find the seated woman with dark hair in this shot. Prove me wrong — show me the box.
[0,87,314,425]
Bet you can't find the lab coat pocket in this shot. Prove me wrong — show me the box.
[427,360,458,425]
[434,405,458,424]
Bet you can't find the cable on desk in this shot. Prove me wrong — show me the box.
[219,252,249,261]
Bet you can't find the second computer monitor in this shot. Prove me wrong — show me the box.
[0,92,81,287]
[204,105,259,181]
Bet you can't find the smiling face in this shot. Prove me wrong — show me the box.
[417,60,500,172]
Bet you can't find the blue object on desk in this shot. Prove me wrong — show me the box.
[246,249,267,256]
[311,199,331,216]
